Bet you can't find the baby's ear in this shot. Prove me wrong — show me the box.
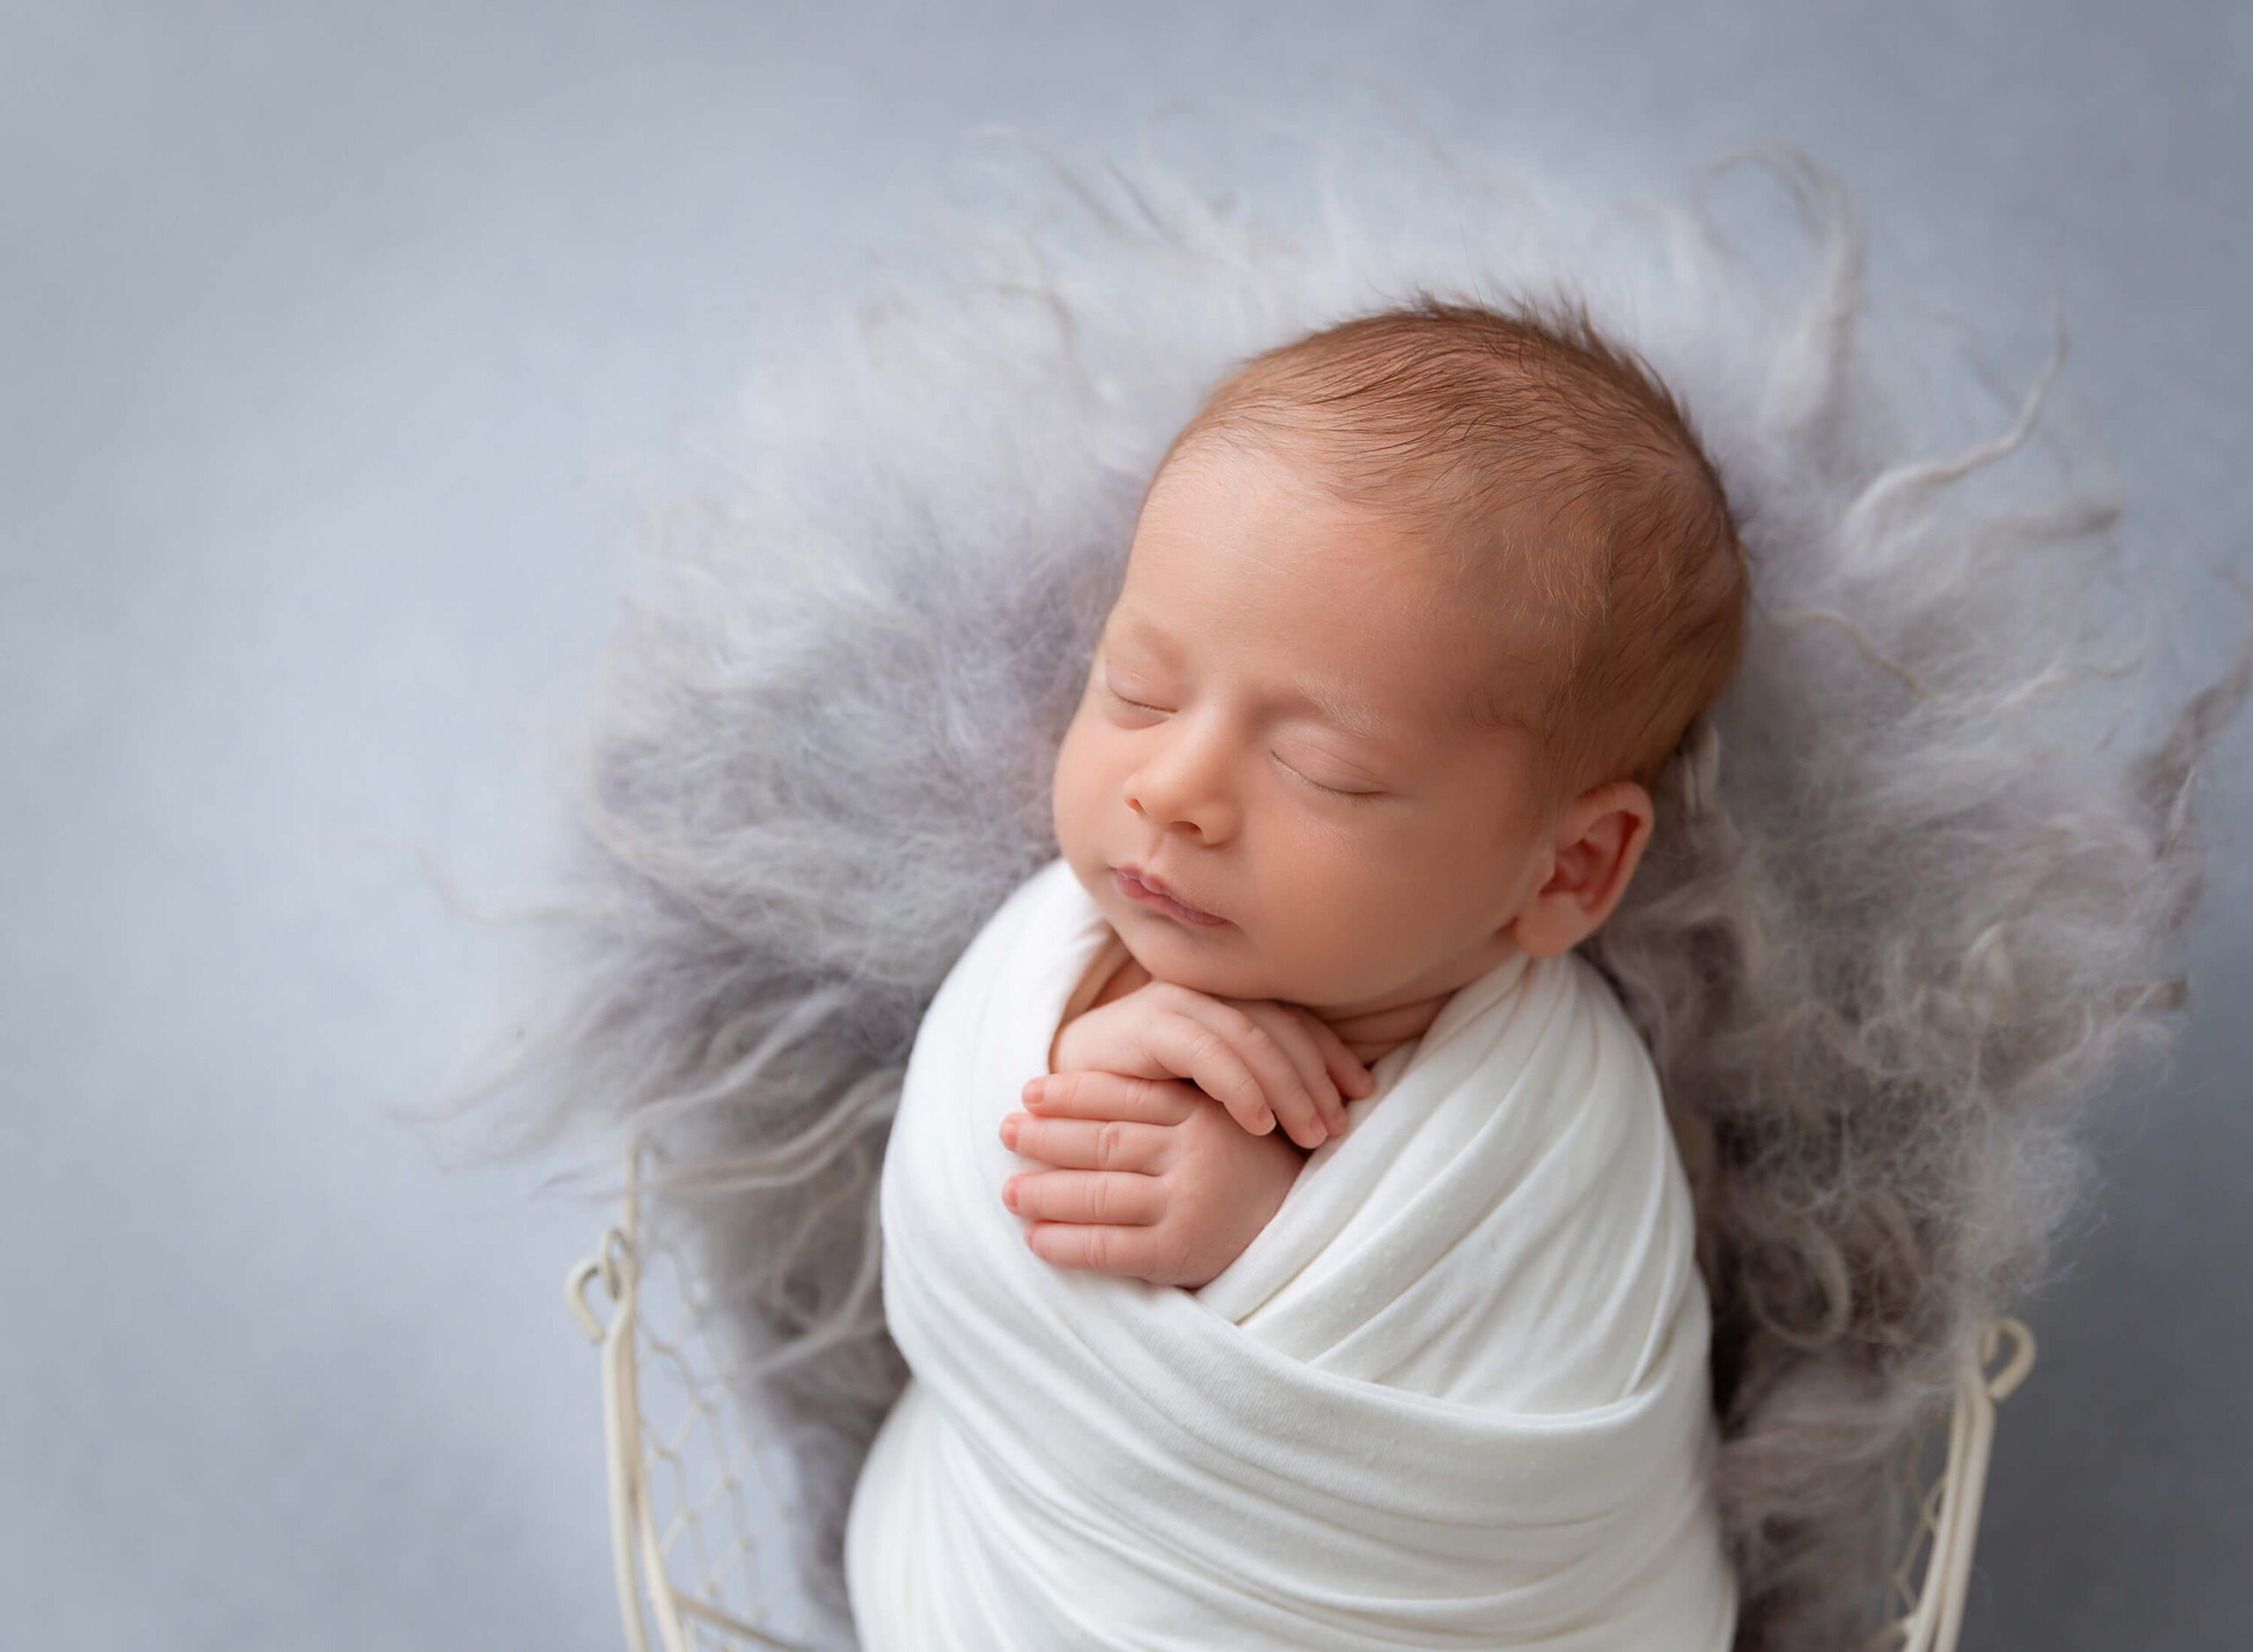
[1511,781,1654,957]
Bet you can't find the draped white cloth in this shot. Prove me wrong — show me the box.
[844,855,1738,1650]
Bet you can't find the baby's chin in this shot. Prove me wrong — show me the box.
[1111,911,1325,1009]
[1075,855,1316,1000]
[1106,898,1237,964]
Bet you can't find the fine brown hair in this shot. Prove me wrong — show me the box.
[1150,291,1750,810]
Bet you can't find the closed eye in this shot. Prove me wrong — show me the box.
[1104,683,1381,803]
[1103,683,1165,714]
[1275,755,1383,803]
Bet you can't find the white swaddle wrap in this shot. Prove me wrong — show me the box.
[845,855,1737,1649]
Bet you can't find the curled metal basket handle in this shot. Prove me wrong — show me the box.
[1861,1315,2039,1652]
[564,1136,818,1652]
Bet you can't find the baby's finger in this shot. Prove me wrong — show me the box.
[1179,1000,1329,1149]
[1024,1220,1168,1282]
[1022,1069,1196,1125]
[1148,1012,1277,1139]
[1291,1005,1378,1105]
[1000,1112,1171,1173]
[1003,1169,1162,1226]
[1230,1000,1348,1138]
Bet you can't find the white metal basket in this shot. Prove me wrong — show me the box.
[566,1135,2037,1652]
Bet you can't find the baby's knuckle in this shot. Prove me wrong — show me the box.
[1096,1120,1128,1169]
[1107,1178,1146,1223]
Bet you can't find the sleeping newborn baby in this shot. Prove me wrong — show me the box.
[846,295,1746,1649]
[1009,292,1745,1296]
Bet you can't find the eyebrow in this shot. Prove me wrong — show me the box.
[1108,613,1401,747]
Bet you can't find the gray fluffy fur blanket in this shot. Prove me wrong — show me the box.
[434,123,2251,1649]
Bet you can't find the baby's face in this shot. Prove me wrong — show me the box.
[1052,439,1566,1021]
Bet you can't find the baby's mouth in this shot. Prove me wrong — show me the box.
[1112,866,1228,927]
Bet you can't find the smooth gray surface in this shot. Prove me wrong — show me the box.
[4,4,2246,1648]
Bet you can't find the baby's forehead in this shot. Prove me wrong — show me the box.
[1128,435,1583,723]
[1112,570,1555,757]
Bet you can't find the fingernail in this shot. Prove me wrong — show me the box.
[1000,1116,1018,1147]
[1002,1176,1020,1208]
[1024,1078,1046,1106]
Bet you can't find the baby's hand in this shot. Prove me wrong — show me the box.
[1000,1071,1306,1289]
[1050,980,1376,1149]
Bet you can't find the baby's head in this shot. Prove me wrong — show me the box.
[1052,294,1746,1021]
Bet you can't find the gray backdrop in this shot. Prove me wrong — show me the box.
[4,4,2247,1648]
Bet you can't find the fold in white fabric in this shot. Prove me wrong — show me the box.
[844,855,1738,1650]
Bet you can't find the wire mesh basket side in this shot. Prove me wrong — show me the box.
[566,1138,830,1652]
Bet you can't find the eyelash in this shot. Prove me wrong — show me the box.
[1101,685,1381,803]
